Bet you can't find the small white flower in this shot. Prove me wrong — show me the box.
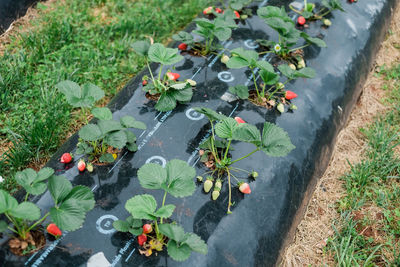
[0,176,3,183]
[274,44,282,53]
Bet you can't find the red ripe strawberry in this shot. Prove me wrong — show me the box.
[285,90,298,100]
[47,223,62,237]
[297,16,306,25]
[234,11,240,19]
[138,234,147,246]
[178,43,187,50]
[60,153,72,164]
[166,72,180,81]
[142,80,148,86]
[234,117,246,124]
[203,6,213,15]
[143,224,152,234]
[239,182,251,194]
[215,7,222,13]
[77,160,86,172]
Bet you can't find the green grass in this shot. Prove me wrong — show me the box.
[0,0,214,191]
[327,64,400,266]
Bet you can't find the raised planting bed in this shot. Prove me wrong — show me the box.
[0,0,397,266]
[0,0,38,33]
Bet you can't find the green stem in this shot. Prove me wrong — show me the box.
[146,59,156,85]
[210,123,219,162]
[160,191,167,224]
[230,148,260,165]
[289,4,303,15]
[24,193,29,202]
[251,68,261,100]
[158,64,164,81]
[27,212,50,233]
[289,44,310,52]
[224,139,232,161]
[258,50,273,55]
[226,168,232,214]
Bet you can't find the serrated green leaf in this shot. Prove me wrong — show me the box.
[278,64,295,79]
[10,202,41,220]
[183,233,208,254]
[125,194,157,220]
[99,153,115,163]
[155,92,177,112]
[170,82,189,90]
[167,240,192,262]
[56,80,82,107]
[0,190,17,213]
[98,120,123,134]
[193,107,227,122]
[92,107,113,120]
[215,118,239,139]
[79,124,102,141]
[260,70,279,85]
[81,83,104,107]
[261,122,295,157]
[124,130,137,144]
[154,204,175,218]
[227,47,258,69]
[232,123,262,146]
[131,40,150,57]
[256,60,275,73]
[113,220,131,232]
[50,199,86,231]
[229,85,249,100]
[15,168,47,195]
[214,27,232,42]
[148,43,183,66]
[172,31,194,45]
[165,159,196,198]
[48,175,72,204]
[159,223,185,242]
[64,185,95,212]
[37,167,54,182]
[104,130,127,149]
[126,142,138,152]
[300,32,327,48]
[138,163,167,190]
[171,87,193,103]
[294,67,316,79]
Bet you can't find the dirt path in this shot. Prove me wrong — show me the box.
[281,4,400,266]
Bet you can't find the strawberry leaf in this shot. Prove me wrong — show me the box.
[159,224,185,243]
[155,92,177,112]
[167,240,192,262]
[113,220,131,232]
[300,33,327,48]
[154,204,175,219]
[124,130,137,144]
[0,220,8,232]
[165,159,196,198]
[131,40,151,57]
[260,70,279,85]
[0,190,18,213]
[50,198,86,231]
[232,123,262,146]
[48,175,72,205]
[227,47,258,69]
[64,185,95,212]
[120,116,146,130]
[148,43,183,66]
[79,124,102,142]
[229,85,249,99]
[125,194,157,220]
[172,31,194,45]
[98,120,123,134]
[183,233,208,254]
[104,130,127,149]
[137,163,167,190]
[261,122,295,157]
[99,153,115,163]
[10,202,40,221]
[215,118,239,139]
[193,107,227,122]
[92,107,113,120]
[171,87,193,103]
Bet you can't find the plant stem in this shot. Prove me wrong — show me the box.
[210,122,219,162]
[251,68,261,100]
[160,191,167,224]
[158,64,164,81]
[226,168,232,214]
[224,139,232,161]
[258,50,273,55]
[289,4,303,15]
[230,148,260,165]
[289,44,310,52]
[146,59,156,85]
[27,212,50,232]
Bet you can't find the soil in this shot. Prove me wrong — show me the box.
[248,90,287,109]
[281,4,400,266]
[145,92,161,102]
[8,230,46,256]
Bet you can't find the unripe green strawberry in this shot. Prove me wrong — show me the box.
[289,64,296,70]
[251,171,258,179]
[323,19,332,27]
[212,190,220,200]
[186,79,197,87]
[276,82,285,89]
[197,176,203,182]
[87,163,94,173]
[241,14,248,20]
[215,179,222,191]
[277,103,284,113]
[221,54,230,64]
[290,104,298,110]
[204,177,214,193]
[297,59,306,69]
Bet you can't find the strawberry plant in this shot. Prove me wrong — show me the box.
[228,0,253,19]
[132,41,195,112]
[256,6,326,61]
[76,107,146,163]
[113,160,207,261]
[56,80,105,123]
[289,0,344,24]
[172,11,237,56]
[226,47,315,111]
[0,168,94,255]
[194,107,295,213]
